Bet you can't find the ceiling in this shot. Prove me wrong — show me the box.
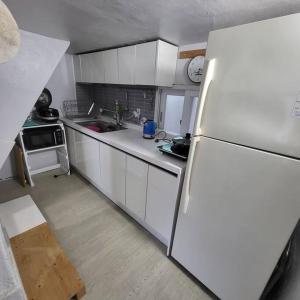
[4,0,300,53]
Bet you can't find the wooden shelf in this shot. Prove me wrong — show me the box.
[179,49,206,59]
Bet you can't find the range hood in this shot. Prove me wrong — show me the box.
[0,30,69,169]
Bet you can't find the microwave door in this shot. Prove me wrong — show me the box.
[24,129,54,150]
[34,131,54,149]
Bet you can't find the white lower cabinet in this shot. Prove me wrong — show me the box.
[99,142,126,205]
[75,131,100,185]
[65,127,76,166]
[125,155,149,219]
[66,126,181,248]
[145,166,179,243]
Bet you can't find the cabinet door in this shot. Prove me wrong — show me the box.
[118,46,135,85]
[75,131,100,185]
[135,41,157,85]
[125,156,148,219]
[103,49,118,84]
[79,52,104,83]
[65,127,76,166]
[99,143,126,205]
[155,40,178,86]
[145,166,179,243]
[73,55,81,82]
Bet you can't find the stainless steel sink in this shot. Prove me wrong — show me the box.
[77,120,127,133]
[68,117,99,122]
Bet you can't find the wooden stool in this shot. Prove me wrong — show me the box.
[0,195,86,300]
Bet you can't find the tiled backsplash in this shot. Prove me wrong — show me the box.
[76,83,156,124]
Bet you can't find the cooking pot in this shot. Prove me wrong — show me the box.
[171,133,191,157]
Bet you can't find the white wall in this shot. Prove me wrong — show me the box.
[46,54,76,112]
[174,42,207,86]
[0,30,69,172]
[0,149,16,180]
[0,53,75,180]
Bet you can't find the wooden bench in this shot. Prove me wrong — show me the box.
[0,195,86,300]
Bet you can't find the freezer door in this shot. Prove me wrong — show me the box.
[172,137,300,300]
[199,13,300,158]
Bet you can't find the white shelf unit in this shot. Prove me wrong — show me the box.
[17,122,70,187]
[26,144,65,154]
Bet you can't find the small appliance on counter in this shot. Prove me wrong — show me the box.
[157,133,191,160]
[34,88,59,122]
[143,119,156,139]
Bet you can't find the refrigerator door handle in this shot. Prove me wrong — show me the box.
[182,136,200,214]
[182,58,216,214]
[193,58,216,136]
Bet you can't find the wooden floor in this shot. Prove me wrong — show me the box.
[0,171,214,300]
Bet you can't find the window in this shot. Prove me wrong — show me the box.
[159,89,200,136]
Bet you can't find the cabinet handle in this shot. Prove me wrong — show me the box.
[182,58,216,214]
[193,58,216,136]
[181,136,200,214]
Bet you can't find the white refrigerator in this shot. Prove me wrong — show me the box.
[171,13,300,300]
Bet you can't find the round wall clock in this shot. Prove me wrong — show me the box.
[187,55,204,83]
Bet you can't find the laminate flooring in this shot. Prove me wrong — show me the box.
[0,171,213,300]
[1,170,298,300]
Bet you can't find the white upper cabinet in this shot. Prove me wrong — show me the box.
[118,45,136,85]
[76,40,178,86]
[103,49,119,84]
[79,53,92,82]
[99,142,126,206]
[135,41,157,85]
[155,40,178,86]
[73,55,81,82]
[134,40,178,86]
[79,52,104,83]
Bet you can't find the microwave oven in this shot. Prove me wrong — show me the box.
[22,125,64,150]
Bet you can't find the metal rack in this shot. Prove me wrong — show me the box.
[61,100,95,119]
[17,122,70,187]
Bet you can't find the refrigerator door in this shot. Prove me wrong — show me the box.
[198,13,300,158]
[172,136,300,300]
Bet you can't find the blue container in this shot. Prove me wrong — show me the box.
[143,120,156,139]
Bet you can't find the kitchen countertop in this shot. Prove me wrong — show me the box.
[61,118,186,176]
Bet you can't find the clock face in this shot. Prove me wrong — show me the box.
[187,56,204,83]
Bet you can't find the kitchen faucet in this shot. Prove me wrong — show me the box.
[100,100,123,126]
[114,100,122,126]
